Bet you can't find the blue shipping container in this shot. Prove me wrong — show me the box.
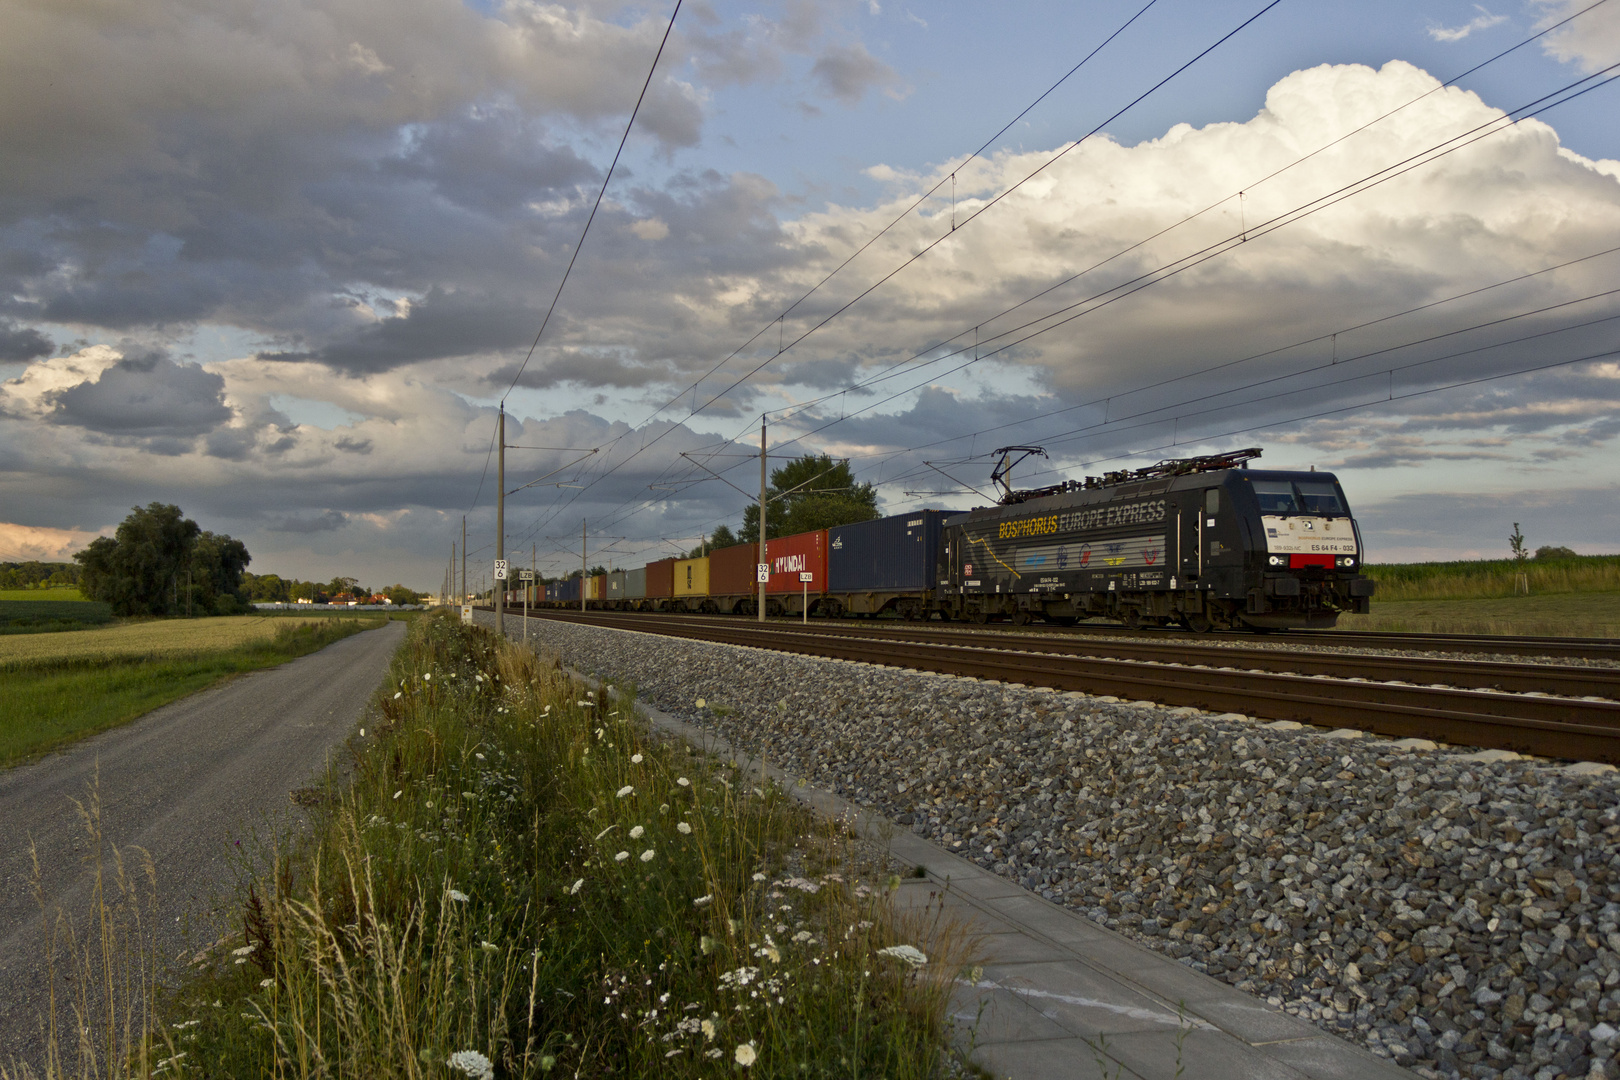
[828,510,955,592]
[559,577,581,603]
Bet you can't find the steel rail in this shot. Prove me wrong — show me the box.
[513,609,1619,698]
[524,609,1620,764]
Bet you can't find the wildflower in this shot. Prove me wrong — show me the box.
[570,878,585,895]
[594,824,616,841]
[752,873,766,883]
[475,753,485,760]
[695,697,706,708]
[479,941,499,954]
[539,1054,556,1072]
[542,705,552,715]
[475,674,483,682]
[719,967,759,987]
[578,700,594,708]
[701,1018,716,1039]
[700,935,716,955]
[393,692,402,699]
[660,803,670,814]
[359,728,365,737]
[446,1050,494,1080]
[393,789,402,799]
[735,1043,757,1067]
[615,851,630,863]
[423,673,431,681]
[259,977,274,988]
[231,945,256,957]
[617,785,634,798]
[631,753,643,764]
[677,822,692,835]
[640,849,655,862]
[877,944,928,967]
[792,931,812,943]
[629,825,645,840]
[448,889,470,902]
[693,895,713,908]
[677,777,691,787]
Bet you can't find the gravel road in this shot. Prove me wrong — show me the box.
[514,615,1620,1080]
[0,618,405,1072]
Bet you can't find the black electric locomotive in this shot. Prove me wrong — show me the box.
[935,448,1375,630]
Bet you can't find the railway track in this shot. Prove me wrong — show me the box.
[513,608,1620,765]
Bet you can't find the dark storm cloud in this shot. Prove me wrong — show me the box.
[0,320,51,361]
[270,510,351,534]
[49,353,232,436]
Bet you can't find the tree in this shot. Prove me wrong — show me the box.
[383,584,422,605]
[1509,523,1527,563]
[74,503,250,617]
[737,455,878,543]
[1535,545,1578,560]
[189,531,252,614]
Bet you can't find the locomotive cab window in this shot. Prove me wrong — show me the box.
[1251,479,1299,513]
[1204,489,1220,514]
[1296,481,1344,515]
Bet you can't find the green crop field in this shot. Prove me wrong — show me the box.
[0,587,89,602]
[0,617,382,764]
[0,597,112,634]
[1342,553,1620,637]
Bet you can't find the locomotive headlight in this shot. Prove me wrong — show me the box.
[1268,555,1284,567]
[1336,556,1356,568]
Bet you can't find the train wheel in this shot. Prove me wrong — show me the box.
[1121,608,1143,630]
[971,609,989,625]
[1185,612,1213,633]
[1010,609,1031,626]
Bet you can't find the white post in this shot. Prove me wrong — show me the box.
[802,578,807,624]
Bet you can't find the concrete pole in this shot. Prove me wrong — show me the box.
[758,416,767,623]
[461,516,467,605]
[495,408,505,636]
[581,519,588,612]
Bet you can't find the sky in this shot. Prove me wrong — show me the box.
[2,0,1619,589]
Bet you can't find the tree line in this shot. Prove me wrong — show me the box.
[677,454,879,559]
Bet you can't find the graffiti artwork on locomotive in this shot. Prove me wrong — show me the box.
[515,447,1375,631]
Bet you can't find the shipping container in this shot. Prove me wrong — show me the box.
[588,574,606,601]
[709,542,757,596]
[764,529,828,594]
[646,559,675,599]
[558,577,581,603]
[673,557,710,597]
[829,510,953,592]
[607,570,627,601]
[625,566,647,600]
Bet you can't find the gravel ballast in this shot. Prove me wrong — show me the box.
[506,615,1620,1080]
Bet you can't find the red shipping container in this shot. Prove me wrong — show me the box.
[709,542,757,596]
[646,558,675,599]
[764,529,827,594]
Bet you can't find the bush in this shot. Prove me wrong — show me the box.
[1535,545,1579,560]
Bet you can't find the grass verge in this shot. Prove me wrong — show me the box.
[1337,592,1620,638]
[0,619,382,766]
[149,613,974,1078]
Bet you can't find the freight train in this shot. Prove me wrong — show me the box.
[512,448,1375,631]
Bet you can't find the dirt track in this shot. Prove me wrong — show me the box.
[0,619,405,1072]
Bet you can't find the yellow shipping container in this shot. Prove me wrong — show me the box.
[673,557,710,596]
[588,574,606,600]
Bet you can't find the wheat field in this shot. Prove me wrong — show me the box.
[0,615,336,668]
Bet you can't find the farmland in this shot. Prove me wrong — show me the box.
[0,616,384,764]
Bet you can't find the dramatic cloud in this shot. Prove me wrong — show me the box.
[1428,5,1509,42]
[270,510,351,534]
[0,320,51,362]
[0,522,105,562]
[809,42,905,105]
[1535,0,1620,72]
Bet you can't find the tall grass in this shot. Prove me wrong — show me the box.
[80,614,971,1078]
[1365,554,1620,602]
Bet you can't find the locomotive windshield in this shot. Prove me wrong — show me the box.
[1250,477,1346,516]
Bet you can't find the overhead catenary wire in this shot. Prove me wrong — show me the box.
[510,0,1287,543]
[518,1,1617,546]
[511,1,1620,566]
